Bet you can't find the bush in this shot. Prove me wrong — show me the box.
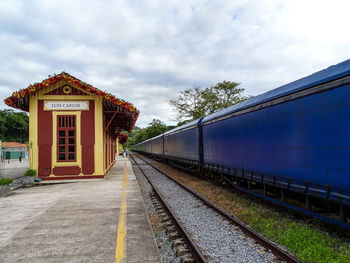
[24,169,36,177]
[0,178,13,185]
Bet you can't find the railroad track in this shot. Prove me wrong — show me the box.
[131,153,301,263]
[131,154,207,263]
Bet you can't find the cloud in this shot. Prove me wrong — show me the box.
[1,0,350,127]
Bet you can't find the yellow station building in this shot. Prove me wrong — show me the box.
[4,72,138,180]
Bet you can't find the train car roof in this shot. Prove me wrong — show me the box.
[164,118,200,135]
[203,59,350,123]
[133,133,163,147]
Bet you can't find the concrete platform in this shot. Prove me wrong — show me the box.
[0,156,161,263]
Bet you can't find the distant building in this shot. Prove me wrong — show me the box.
[1,142,27,160]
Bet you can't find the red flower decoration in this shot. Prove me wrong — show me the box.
[4,71,139,132]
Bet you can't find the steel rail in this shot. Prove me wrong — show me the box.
[130,154,208,263]
[134,153,301,263]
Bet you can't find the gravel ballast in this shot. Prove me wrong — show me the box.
[132,155,277,263]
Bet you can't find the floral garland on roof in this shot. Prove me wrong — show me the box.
[118,132,129,144]
[4,72,139,114]
[4,72,139,132]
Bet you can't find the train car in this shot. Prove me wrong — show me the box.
[131,137,147,153]
[132,59,350,228]
[202,59,350,225]
[163,119,202,167]
[133,134,163,157]
[132,136,152,154]
[148,134,164,157]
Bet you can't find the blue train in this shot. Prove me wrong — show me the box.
[132,59,350,229]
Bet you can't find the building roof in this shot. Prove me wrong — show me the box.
[4,72,139,132]
[2,142,26,148]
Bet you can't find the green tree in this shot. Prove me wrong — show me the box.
[169,87,206,121]
[146,119,168,138]
[126,119,170,147]
[205,81,247,112]
[170,81,250,122]
[0,110,29,142]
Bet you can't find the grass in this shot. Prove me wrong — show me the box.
[248,209,350,263]
[0,177,13,185]
[156,162,350,263]
[24,168,36,177]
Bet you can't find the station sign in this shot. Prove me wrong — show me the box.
[44,101,89,111]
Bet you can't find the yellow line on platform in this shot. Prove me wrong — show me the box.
[115,158,128,263]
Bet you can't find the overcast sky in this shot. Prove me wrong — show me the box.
[1,0,350,127]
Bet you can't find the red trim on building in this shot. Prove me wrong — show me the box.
[81,100,95,174]
[105,131,108,170]
[53,166,81,175]
[38,100,52,177]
